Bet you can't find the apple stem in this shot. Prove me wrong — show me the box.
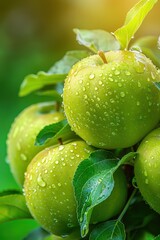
[98,50,107,64]
[58,138,63,145]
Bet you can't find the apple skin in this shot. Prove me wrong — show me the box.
[134,127,160,214]
[7,102,64,186]
[63,50,160,149]
[24,140,127,236]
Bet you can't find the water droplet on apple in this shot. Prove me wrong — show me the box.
[118,82,122,87]
[110,99,115,103]
[20,153,27,161]
[135,62,145,73]
[16,142,21,151]
[151,72,156,80]
[125,71,131,76]
[13,127,19,138]
[37,173,46,187]
[120,92,125,97]
[144,170,148,177]
[59,145,64,151]
[114,70,120,75]
[145,178,149,184]
[89,73,95,79]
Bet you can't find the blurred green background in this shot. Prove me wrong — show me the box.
[0,0,159,239]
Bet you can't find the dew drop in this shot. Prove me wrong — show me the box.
[58,183,61,187]
[151,72,156,80]
[145,179,149,184]
[125,71,131,76]
[16,142,21,151]
[89,73,95,80]
[109,77,113,82]
[20,153,27,161]
[98,80,103,85]
[110,98,115,103]
[114,70,120,75]
[59,145,64,151]
[144,170,147,177]
[29,175,33,180]
[13,127,19,138]
[136,101,140,106]
[37,173,46,187]
[118,82,122,87]
[135,63,145,73]
[120,92,125,97]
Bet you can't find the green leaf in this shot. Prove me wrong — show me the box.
[73,150,135,237]
[73,150,120,237]
[19,50,89,97]
[23,227,49,240]
[36,90,62,102]
[0,194,32,224]
[35,119,77,146]
[114,0,158,50]
[131,36,160,68]
[118,152,137,166]
[74,29,120,53]
[48,50,90,74]
[89,220,126,240]
[154,82,160,91]
[19,71,66,97]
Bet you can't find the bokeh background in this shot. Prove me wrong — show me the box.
[0,0,159,239]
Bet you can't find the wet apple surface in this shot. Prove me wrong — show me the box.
[63,50,160,149]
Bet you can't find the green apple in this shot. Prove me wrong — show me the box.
[63,50,160,149]
[134,127,160,214]
[7,102,64,186]
[24,140,127,237]
[133,230,154,240]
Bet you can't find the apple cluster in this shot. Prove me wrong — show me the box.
[7,50,160,238]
